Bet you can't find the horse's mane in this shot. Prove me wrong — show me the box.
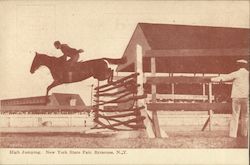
[36,53,59,60]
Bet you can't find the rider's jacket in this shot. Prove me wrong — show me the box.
[61,44,79,59]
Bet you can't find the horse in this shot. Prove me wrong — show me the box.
[30,52,126,104]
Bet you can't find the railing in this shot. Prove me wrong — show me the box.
[0,105,91,113]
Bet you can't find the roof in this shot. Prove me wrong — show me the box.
[139,23,249,50]
[52,93,85,106]
[117,23,249,73]
[0,93,85,106]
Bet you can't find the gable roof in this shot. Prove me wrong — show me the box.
[117,23,249,73]
[139,23,249,50]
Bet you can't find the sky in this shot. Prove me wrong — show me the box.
[0,0,249,105]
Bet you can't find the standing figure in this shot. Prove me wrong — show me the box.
[54,41,84,68]
[211,59,249,138]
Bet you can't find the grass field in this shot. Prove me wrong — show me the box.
[0,130,248,148]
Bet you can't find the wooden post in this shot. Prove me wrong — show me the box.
[208,82,213,131]
[151,57,161,138]
[202,82,213,131]
[93,80,100,129]
[90,84,94,107]
[136,44,155,138]
[202,83,206,102]
[8,117,10,127]
[171,83,175,101]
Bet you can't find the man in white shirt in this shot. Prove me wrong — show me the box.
[211,59,249,138]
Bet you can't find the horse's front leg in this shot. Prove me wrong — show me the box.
[45,81,61,104]
[107,69,114,83]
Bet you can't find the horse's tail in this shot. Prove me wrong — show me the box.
[103,57,127,65]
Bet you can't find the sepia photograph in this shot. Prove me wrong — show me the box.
[0,0,249,164]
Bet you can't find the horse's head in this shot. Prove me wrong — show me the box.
[30,52,42,74]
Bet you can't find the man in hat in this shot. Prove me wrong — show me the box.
[211,59,249,138]
[54,41,84,68]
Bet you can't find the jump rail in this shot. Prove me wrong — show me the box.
[95,73,139,90]
[0,105,91,113]
[146,76,212,84]
[92,73,146,131]
[147,103,231,113]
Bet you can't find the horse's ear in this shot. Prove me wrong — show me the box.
[35,52,40,57]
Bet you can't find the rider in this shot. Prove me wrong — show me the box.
[54,41,84,68]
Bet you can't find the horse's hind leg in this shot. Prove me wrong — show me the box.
[45,80,61,104]
[108,69,114,83]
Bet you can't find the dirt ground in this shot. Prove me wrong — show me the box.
[0,130,248,148]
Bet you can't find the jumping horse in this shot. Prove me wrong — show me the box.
[30,52,126,104]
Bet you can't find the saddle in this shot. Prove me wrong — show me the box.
[60,60,79,72]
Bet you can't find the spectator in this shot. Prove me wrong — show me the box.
[211,59,249,138]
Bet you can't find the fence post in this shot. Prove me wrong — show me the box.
[136,44,156,138]
[208,82,213,131]
[151,57,161,137]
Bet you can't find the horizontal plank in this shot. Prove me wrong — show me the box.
[0,114,90,117]
[145,48,249,57]
[0,127,91,133]
[115,72,220,77]
[0,105,91,112]
[147,103,231,112]
[95,73,138,90]
[147,94,214,101]
[147,76,212,84]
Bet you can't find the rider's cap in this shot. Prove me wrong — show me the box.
[54,41,61,46]
[236,59,248,64]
